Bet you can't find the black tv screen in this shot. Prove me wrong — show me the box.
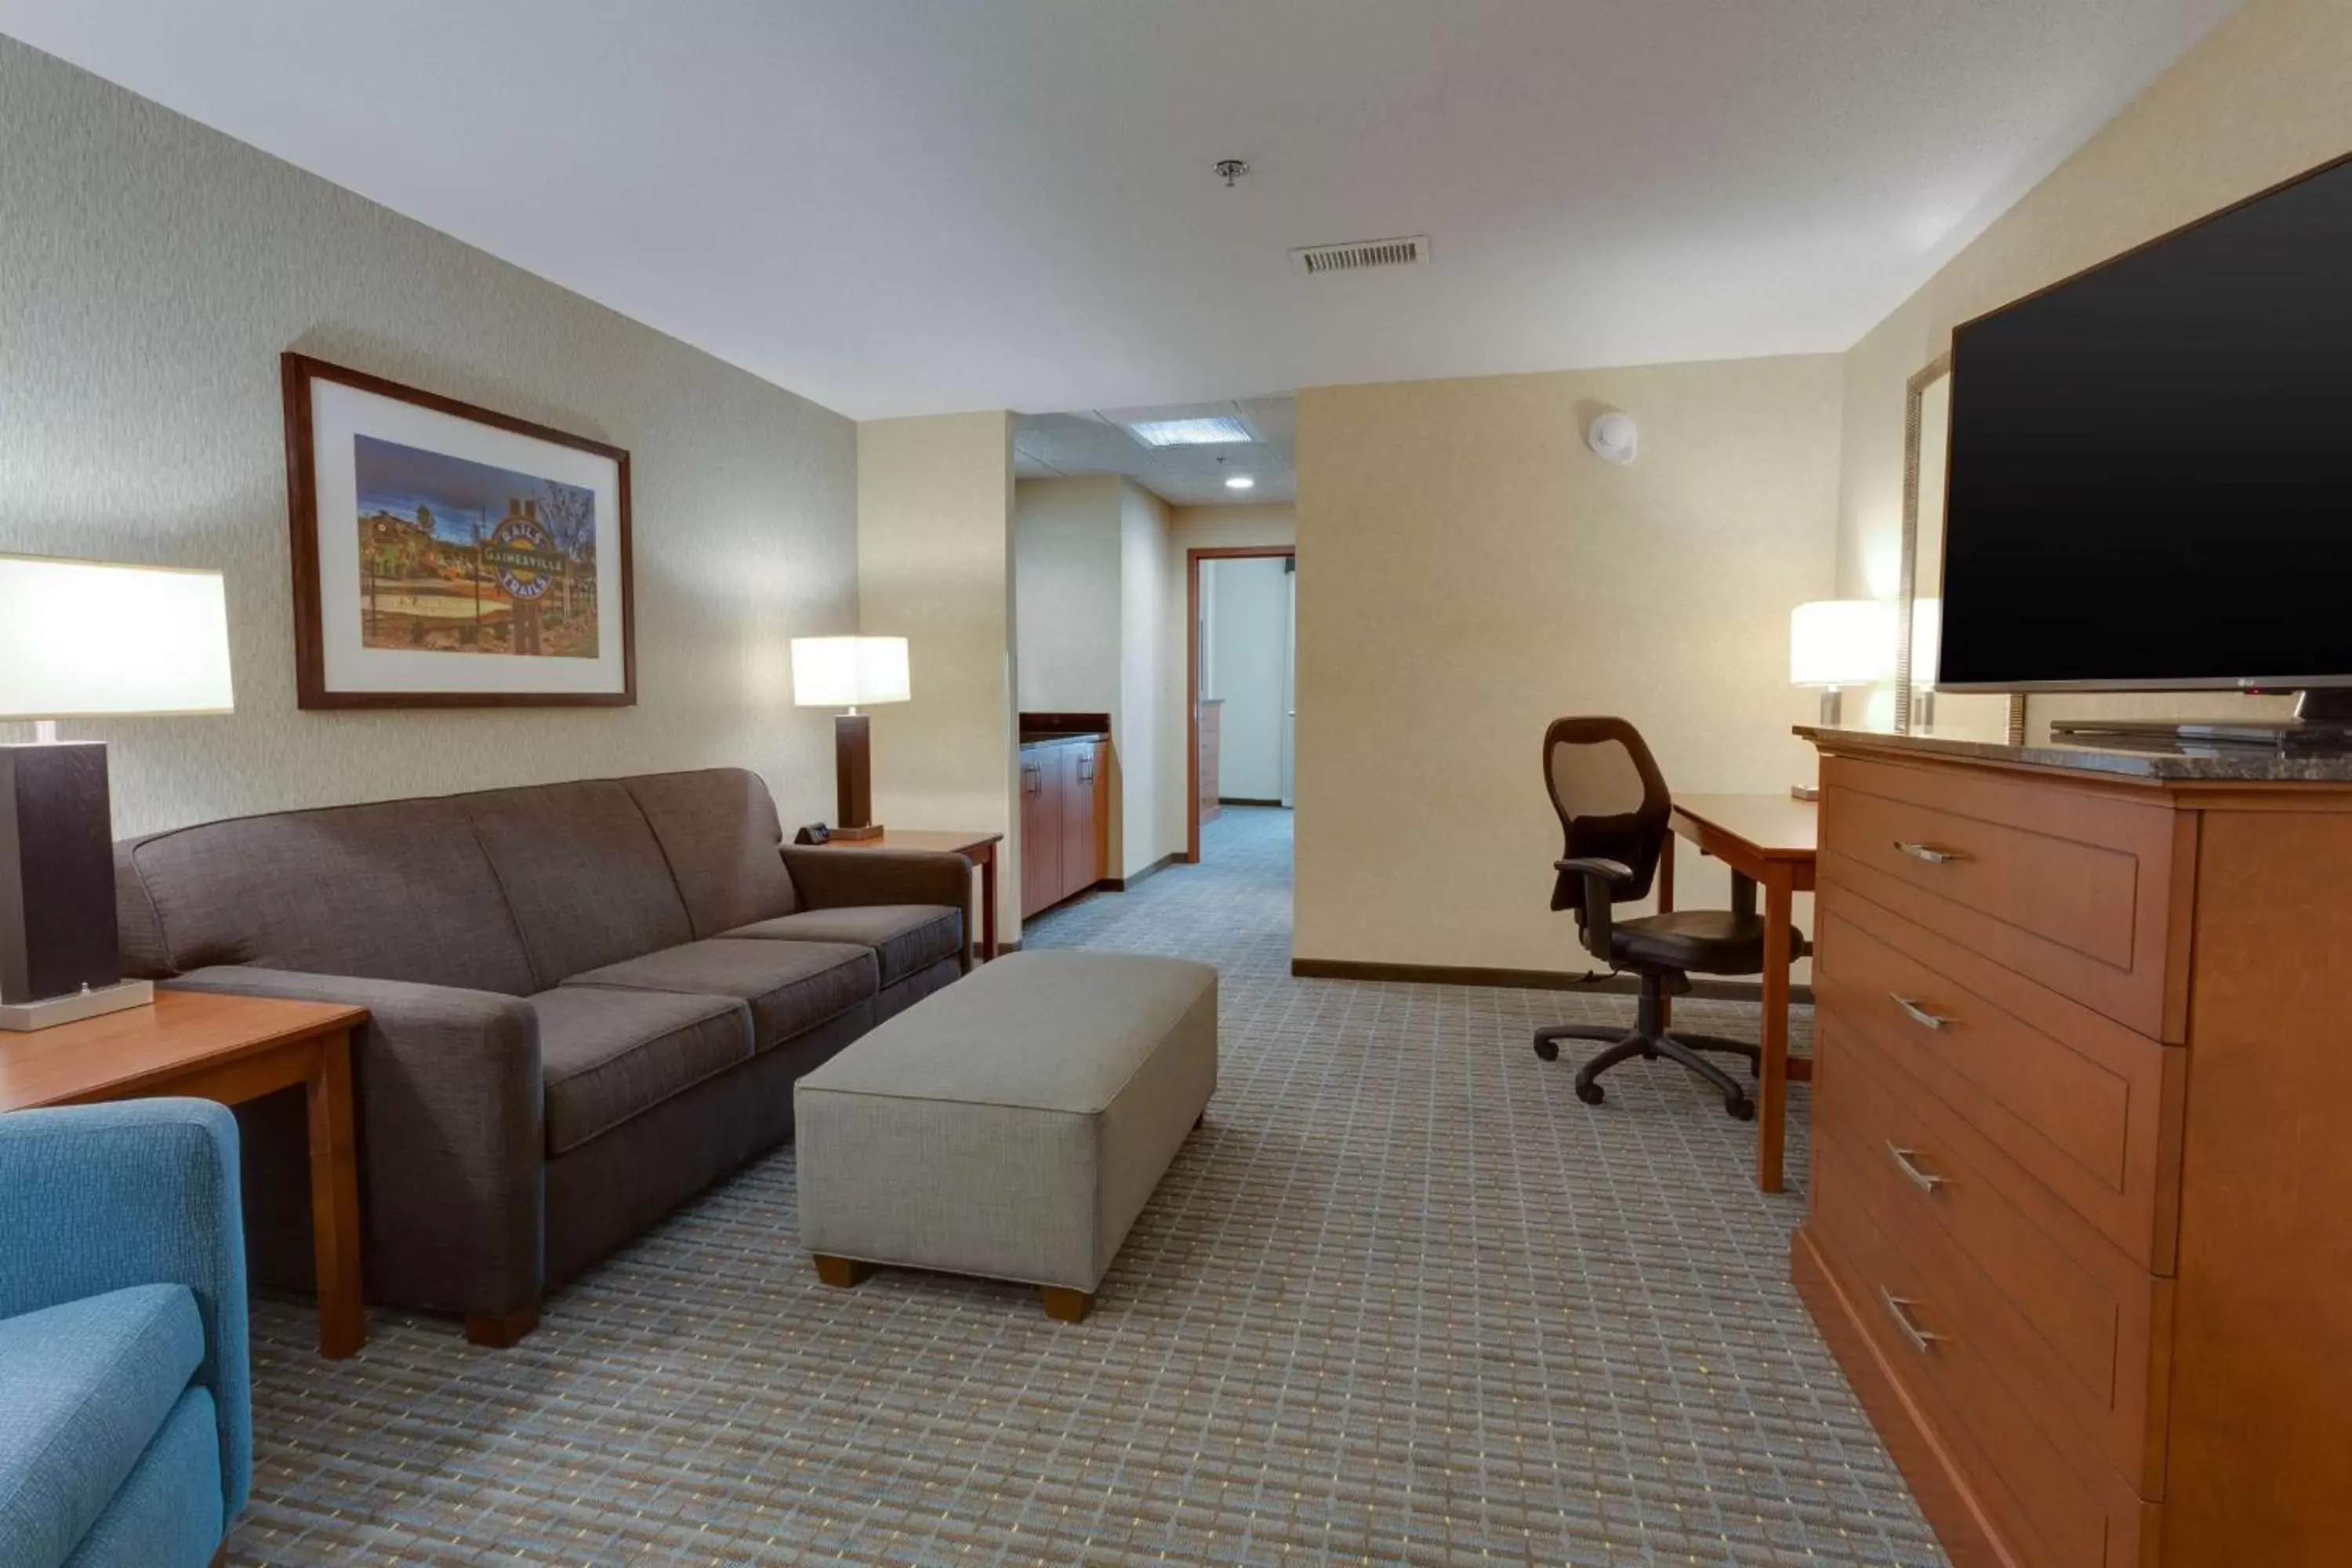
[1939,153,2352,692]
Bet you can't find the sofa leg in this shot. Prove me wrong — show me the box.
[813,1254,873,1289]
[212,1546,230,1568]
[463,1303,539,1348]
[1040,1286,1093,1323]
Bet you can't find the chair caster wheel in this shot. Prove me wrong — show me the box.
[1574,1081,1605,1105]
[1727,1096,1755,1122]
[1534,1040,1560,1062]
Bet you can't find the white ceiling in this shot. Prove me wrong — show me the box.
[1018,397,1295,507]
[1,2,2239,421]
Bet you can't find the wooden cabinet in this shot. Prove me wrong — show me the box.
[1019,739,1109,919]
[1798,733,2352,1568]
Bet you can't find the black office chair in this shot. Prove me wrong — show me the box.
[1531,717,1805,1120]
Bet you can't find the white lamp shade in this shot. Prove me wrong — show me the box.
[0,556,234,720]
[1789,599,1894,688]
[1910,598,1943,685]
[790,635,910,707]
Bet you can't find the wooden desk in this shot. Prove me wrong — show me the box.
[0,989,371,1358]
[808,829,1005,961]
[1661,793,1817,1194]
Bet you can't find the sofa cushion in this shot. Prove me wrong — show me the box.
[622,770,800,938]
[530,987,754,1156]
[55,1385,221,1568]
[114,798,535,994]
[724,905,963,989]
[0,1283,205,1568]
[563,939,876,1051]
[463,781,695,989]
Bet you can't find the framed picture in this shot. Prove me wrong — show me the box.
[281,352,634,708]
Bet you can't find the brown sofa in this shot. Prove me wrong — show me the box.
[112,768,970,1345]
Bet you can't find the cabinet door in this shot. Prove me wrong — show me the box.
[1019,757,1061,918]
[1060,743,1099,900]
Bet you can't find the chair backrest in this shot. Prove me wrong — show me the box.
[1541,717,1671,913]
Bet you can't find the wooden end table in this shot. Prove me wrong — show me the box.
[0,989,371,1358]
[810,829,1006,961]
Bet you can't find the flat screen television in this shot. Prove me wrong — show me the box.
[1938,151,2352,720]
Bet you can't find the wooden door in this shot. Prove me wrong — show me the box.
[1059,743,1099,901]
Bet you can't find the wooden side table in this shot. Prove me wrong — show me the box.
[810,829,1005,961]
[0,989,371,1358]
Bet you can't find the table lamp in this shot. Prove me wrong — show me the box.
[1790,599,1893,729]
[0,555,235,1030]
[790,635,909,840]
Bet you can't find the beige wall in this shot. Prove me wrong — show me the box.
[0,38,859,839]
[1293,361,1842,974]
[856,412,1020,929]
[1014,476,1124,715]
[1158,504,1297,859]
[1116,483,1171,878]
[1838,0,2350,735]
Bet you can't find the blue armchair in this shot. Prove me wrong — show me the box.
[0,1100,252,1568]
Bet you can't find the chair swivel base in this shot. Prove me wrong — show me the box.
[1533,1022,1759,1121]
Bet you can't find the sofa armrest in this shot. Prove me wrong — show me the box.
[165,967,544,1326]
[0,1099,252,1516]
[781,847,972,911]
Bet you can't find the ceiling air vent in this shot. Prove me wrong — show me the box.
[1289,234,1430,278]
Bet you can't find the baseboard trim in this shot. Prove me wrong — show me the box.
[1289,957,1811,1005]
[1101,853,1182,892]
[1216,797,1286,808]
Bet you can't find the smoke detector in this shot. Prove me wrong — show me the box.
[1289,234,1431,278]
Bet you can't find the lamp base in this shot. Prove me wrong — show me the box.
[828,822,886,841]
[0,978,154,1033]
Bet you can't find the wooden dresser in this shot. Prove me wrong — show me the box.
[1798,729,2352,1567]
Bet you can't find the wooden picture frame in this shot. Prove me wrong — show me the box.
[281,353,635,709]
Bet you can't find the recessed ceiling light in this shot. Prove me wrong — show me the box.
[1127,416,1252,448]
[1225,475,1255,491]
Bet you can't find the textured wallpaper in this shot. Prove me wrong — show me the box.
[0,38,858,837]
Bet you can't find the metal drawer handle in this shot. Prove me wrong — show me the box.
[1894,840,1969,865]
[1890,994,1952,1031]
[1886,1142,1946,1193]
[1879,1287,1942,1353]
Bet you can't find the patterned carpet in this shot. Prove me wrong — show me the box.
[228,808,1940,1566]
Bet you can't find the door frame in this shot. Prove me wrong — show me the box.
[1186,544,1298,864]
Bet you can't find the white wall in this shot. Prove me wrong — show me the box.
[856,412,1021,931]
[1116,483,1171,877]
[0,38,859,838]
[1203,556,1290,802]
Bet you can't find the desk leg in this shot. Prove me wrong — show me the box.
[977,846,1000,963]
[1757,865,1795,1194]
[307,1029,366,1358]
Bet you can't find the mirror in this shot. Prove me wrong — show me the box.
[1897,354,2024,742]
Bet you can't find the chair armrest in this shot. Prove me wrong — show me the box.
[0,1099,252,1515]
[165,967,543,1322]
[1554,856,1634,962]
[782,847,973,912]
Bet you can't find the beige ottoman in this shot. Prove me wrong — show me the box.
[793,950,1218,1321]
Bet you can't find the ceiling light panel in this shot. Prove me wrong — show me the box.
[1125,416,1254,448]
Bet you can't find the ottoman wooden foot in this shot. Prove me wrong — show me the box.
[814,1254,873,1289]
[1040,1286,1094,1323]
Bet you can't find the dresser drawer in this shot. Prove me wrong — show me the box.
[1814,887,2185,1272]
[1820,755,2185,1039]
[1808,1152,2154,1568]
[1820,1023,2173,1495]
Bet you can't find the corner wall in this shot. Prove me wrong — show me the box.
[0,37,859,838]
[857,412,1020,929]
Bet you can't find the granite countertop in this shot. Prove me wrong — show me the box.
[1798,725,2352,782]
